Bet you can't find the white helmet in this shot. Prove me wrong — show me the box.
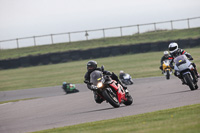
[168,42,178,54]
[163,51,169,57]
[120,70,124,73]
[163,51,169,55]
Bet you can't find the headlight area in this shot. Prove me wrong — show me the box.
[97,82,103,88]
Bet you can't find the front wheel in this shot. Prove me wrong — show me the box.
[166,70,170,80]
[124,93,133,106]
[102,89,120,108]
[183,73,196,91]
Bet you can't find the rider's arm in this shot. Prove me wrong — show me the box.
[84,72,92,89]
[102,70,112,75]
[160,56,164,65]
[84,72,97,90]
[168,56,174,69]
[181,49,193,60]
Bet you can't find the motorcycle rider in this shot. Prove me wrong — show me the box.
[168,42,199,83]
[84,60,128,104]
[119,70,126,80]
[159,51,173,73]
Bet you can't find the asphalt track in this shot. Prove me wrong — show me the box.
[0,76,200,133]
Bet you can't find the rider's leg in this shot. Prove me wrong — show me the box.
[192,63,200,78]
[110,72,127,90]
[174,70,185,85]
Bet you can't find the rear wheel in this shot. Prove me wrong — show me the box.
[184,73,196,91]
[102,89,120,108]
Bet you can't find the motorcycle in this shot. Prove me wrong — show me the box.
[120,73,134,85]
[174,55,198,91]
[88,67,133,108]
[62,82,79,94]
[162,59,173,80]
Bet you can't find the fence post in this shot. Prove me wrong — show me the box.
[171,21,173,30]
[33,36,36,46]
[154,23,157,31]
[103,29,105,38]
[187,18,190,29]
[68,33,71,43]
[137,25,140,34]
[120,27,123,37]
[85,31,89,40]
[16,38,19,48]
[51,34,54,44]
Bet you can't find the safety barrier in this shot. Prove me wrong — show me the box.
[0,38,199,69]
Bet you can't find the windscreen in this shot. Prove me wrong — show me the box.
[174,55,187,66]
[163,60,170,64]
[123,74,130,79]
[90,70,103,85]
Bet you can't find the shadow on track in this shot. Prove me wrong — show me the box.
[73,105,128,115]
[161,89,198,96]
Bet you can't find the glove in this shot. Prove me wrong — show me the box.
[189,57,193,60]
[84,80,89,84]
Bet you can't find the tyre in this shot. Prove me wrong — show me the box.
[166,70,170,80]
[102,89,120,108]
[184,73,196,91]
[124,93,133,106]
[195,84,198,90]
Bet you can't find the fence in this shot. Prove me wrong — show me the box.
[0,16,200,49]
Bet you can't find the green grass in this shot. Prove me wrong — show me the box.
[0,27,200,60]
[0,46,199,91]
[32,103,200,133]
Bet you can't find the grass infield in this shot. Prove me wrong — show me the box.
[32,103,200,133]
[0,46,199,91]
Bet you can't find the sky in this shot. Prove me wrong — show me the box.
[0,0,200,48]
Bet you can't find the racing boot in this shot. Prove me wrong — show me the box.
[175,71,186,85]
[192,63,199,78]
[181,79,186,85]
[93,91,103,104]
[194,69,200,78]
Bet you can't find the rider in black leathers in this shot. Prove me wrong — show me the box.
[168,42,199,83]
[84,60,127,104]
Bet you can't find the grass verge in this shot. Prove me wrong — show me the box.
[0,46,199,91]
[0,27,200,60]
[32,103,200,133]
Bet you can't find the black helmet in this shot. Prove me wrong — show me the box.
[87,60,97,72]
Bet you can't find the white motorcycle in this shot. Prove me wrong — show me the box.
[174,55,198,91]
[120,73,134,85]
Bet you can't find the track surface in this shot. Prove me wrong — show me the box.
[0,76,200,133]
